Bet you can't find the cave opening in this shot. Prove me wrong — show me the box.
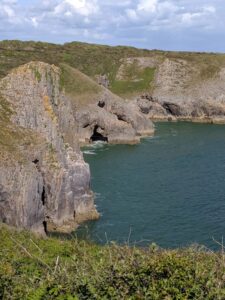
[41,186,46,206]
[32,159,39,164]
[98,100,105,108]
[116,114,125,121]
[90,125,108,142]
[43,220,47,234]
[162,102,181,116]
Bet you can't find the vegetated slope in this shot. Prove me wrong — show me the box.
[1,40,225,98]
[59,63,154,145]
[0,224,225,299]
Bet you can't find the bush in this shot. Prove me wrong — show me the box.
[0,225,225,299]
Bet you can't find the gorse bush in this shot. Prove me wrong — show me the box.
[0,225,225,299]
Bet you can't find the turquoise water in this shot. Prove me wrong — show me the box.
[79,122,225,250]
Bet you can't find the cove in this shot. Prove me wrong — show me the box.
[78,122,225,250]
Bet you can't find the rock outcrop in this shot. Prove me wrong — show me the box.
[0,62,99,234]
[0,61,155,233]
[129,58,225,124]
[75,97,154,145]
[115,55,225,123]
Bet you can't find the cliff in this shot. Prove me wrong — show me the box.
[1,40,225,233]
[0,61,154,233]
[59,64,154,144]
[1,41,225,123]
[0,62,99,234]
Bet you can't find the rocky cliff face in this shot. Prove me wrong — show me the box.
[0,61,155,233]
[117,56,225,123]
[0,62,99,234]
[149,58,225,123]
[58,63,155,145]
[75,90,154,145]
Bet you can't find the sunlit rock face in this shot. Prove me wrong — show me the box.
[0,62,99,234]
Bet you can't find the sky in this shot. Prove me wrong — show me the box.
[0,0,225,52]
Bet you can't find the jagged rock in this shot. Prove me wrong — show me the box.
[162,102,182,116]
[76,105,140,145]
[0,62,99,234]
[104,98,154,137]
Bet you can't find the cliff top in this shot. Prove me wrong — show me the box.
[1,40,225,97]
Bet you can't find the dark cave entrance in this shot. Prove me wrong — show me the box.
[98,100,105,108]
[90,125,108,142]
[43,221,47,234]
[41,186,46,206]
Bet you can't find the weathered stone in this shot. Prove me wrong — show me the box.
[0,62,99,234]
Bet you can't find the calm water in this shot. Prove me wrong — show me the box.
[78,122,225,250]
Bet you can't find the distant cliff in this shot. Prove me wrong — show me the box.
[1,40,225,123]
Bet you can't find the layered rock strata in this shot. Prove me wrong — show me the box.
[0,61,155,233]
[0,62,99,234]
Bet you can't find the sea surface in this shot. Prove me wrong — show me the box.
[78,122,225,250]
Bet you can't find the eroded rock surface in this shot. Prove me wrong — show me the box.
[0,62,99,234]
[76,101,154,145]
[133,57,225,124]
[75,90,154,145]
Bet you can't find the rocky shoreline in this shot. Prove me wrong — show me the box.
[1,57,225,234]
[0,62,154,234]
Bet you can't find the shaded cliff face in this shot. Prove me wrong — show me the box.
[0,62,99,234]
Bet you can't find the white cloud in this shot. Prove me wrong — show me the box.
[137,0,158,13]
[203,5,216,13]
[31,17,38,27]
[54,0,99,17]
[0,0,223,52]
[2,5,15,17]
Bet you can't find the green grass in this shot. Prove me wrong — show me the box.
[1,40,225,98]
[1,225,225,299]
[59,63,102,107]
[59,63,100,96]
[111,67,155,97]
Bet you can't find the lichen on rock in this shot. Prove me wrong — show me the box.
[0,62,99,234]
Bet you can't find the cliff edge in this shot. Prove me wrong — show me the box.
[0,62,99,234]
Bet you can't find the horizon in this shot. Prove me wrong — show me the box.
[0,0,225,53]
[1,38,225,55]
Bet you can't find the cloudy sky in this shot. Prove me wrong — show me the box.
[0,0,224,52]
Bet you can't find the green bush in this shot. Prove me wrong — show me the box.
[0,225,225,299]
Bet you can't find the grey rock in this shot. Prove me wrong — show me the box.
[75,96,155,145]
[0,62,99,234]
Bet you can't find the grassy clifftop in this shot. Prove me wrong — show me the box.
[1,225,225,299]
[1,40,225,98]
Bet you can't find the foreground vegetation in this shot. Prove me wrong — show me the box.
[0,225,225,299]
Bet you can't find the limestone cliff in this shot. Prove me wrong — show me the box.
[0,62,99,234]
[116,56,225,123]
[0,61,154,233]
[59,63,154,145]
